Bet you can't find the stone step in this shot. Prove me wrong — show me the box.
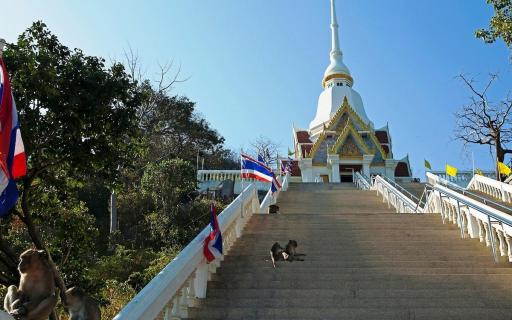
[206,276,512,289]
[213,267,512,277]
[197,296,512,308]
[217,260,505,269]
[188,307,512,320]
[204,288,512,299]
[190,183,512,319]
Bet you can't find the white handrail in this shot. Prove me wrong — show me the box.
[466,173,512,204]
[113,179,288,320]
[353,172,370,190]
[259,174,288,213]
[424,184,512,263]
[372,175,420,213]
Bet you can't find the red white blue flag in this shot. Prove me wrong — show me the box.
[241,153,273,182]
[271,173,282,195]
[0,58,27,217]
[203,205,223,263]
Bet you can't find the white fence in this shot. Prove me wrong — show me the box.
[466,173,512,204]
[429,170,494,188]
[353,172,371,190]
[114,175,289,320]
[372,175,420,213]
[424,184,512,263]
[197,170,271,194]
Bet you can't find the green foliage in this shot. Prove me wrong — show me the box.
[99,280,136,319]
[4,21,140,185]
[0,20,240,315]
[89,246,157,285]
[142,159,197,211]
[476,0,512,48]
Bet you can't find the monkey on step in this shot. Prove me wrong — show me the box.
[65,287,101,320]
[270,240,306,267]
[284,240,306,262]
[4,249,58,320]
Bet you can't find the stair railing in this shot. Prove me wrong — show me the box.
[114,179,287,320]
[353,171,371,190]
[379,174,422,205]
[259,174,289,213]
[466,173,512,204]
[426,172,512,214]
[372,175,421,213]
[424,183,512,263]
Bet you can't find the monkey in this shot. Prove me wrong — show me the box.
[284,240,305,262]
[3,249,57,320]
[269,242,289,268]
[64,287,101,320]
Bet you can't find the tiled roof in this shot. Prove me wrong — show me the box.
[375,131,389,144]
[301,144,313,158]
[296,131,312,143]
[395,161,411,177]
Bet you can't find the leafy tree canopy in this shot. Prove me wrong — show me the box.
[476,0,512,48]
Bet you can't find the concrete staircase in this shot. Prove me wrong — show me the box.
[189,183,512,320]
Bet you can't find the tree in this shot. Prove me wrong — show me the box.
[476,0,512,48]
[0,21,140,286]
[250,136,281,168]
[454,74,512,179]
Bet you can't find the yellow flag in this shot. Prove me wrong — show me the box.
[446,164,458,177]
[424,159,432,170]
[475,168,483,176]
[498,162,512,176]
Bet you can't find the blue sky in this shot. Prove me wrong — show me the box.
[2,0,511,177]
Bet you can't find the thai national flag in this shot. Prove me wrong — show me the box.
[271,173,282,194]
[203,205,223,263]
[0,58,26,217]
[241,153,273,182]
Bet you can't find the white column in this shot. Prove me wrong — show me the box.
[384,159,399,180]
[328,154,340,183]
[299,158,313,182]
[362,154,375,178]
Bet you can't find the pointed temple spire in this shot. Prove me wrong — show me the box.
[330,0,342,58]
[323,0,353,88]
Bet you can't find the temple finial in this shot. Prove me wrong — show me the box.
[330,0,341,57]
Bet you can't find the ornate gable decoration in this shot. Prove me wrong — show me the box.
[327,97,369,132]
[330,123,370,155]
[306,97,389,159]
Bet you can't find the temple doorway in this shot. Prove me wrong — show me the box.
[339,165,363,183]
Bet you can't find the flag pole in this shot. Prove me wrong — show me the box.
[0,39,6,58]
[471,151,475,177]
[240,149,244,218]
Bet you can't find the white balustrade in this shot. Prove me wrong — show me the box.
[114,179,288,320]
[371,175,420,213]
[197,169,272,194]
[466,173,512,204]
[259,174,289,213]
[424,184,512,263]
[429,170,494,188]
[353,172,371,190]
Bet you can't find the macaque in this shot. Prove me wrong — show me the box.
[284,240,305,262]
[65,287,100,320]
[270,242,289,268]
[3,249,57,320]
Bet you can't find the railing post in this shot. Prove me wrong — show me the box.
[456,200,464,239]
[194,263,209,299]
[487,216,499,263]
